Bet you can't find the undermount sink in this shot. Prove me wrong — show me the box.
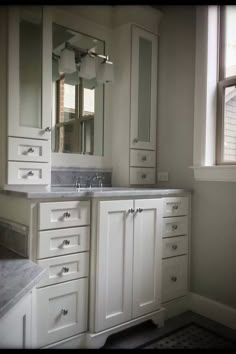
[51,186,137,192]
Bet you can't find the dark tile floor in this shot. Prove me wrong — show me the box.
[102,311,236,349]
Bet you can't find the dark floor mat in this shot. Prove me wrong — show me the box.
[138,323,236,349]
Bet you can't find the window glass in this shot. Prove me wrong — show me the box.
[224,6,236,78]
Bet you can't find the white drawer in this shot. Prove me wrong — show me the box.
[39,201,90,230]
[37,226,90,259]
[37,252,89,287]
[8,137,50,162]
[162,255,188,303]
[130,167,155,185]
[163,197,188,217]
[35,278,88,348]
[130,149,156,167]
[162,216,188,238]
[8,161,50,185]
[162,236,188,259]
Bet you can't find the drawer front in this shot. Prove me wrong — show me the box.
[163,197,188,217]
[8,137,50,162]
[130,149,156,167]
[37,226,90,259]
[162,236,188,259]
[162,255,188,303]
[35,278,88,348]
[130,167,155,185]
[37,252,89,287]
[39,201,90,230]
[8,161,50,185]
[162,216,188,238]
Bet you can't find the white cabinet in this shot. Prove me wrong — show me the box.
[0,291,32,348]
[94,198,163,332]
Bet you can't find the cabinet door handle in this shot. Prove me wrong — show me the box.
[64,212,71,218]
[28,171,34,176]
[142,156,147,161]
[133,138,138,143]
[44,126,51,132]
[172,244,178,250]
[141,174,147,179]
[27,147,34,153]
[63,239,70,245]
[136,208,143,213]
[61,309,68,315]
[173,205,179,210]
[62,266,69,273]
[172,224,178,230]
[171,276,177,282]
[128,208,135,214]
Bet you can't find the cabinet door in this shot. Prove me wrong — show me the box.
[95,200,134,332]
[130,26,157,150]
[8,7,51,140]
[132,199,162,318]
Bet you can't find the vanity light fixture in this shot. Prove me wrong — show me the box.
[96,58,114,84]
[58,47,76,74]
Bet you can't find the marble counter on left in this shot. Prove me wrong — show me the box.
[0,246,46,319]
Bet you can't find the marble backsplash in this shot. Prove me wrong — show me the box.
[51,167,112,187]
[0,218,28,257]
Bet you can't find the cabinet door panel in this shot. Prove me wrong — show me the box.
[95,200,133,332]
[132,199,163,318]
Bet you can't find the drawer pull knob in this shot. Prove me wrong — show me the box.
[28,171,34,176]
[64,212,71,218]
[172,244,178,250]
[45,126,51,132]
[171,276,177,282]
[63,239,70,245]
[141,174,147,179]
[136,208,143,213]
[61,309,68,315]
[28,147,34,153]
[62,266,69,273]
[142,156,147,161]
[172,224,178,230]
[133,138,138,143]
[128,208,135,214]
[173,205,179,210]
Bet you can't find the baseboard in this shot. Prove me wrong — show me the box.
[189,292,236,330]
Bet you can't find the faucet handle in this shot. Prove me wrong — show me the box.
[74,176,83,189]
[97,175,105,188]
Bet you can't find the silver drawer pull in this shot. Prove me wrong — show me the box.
[27,147,34,153]
[28,171,34,176]
[128,208,135,214]
[172,224,178,230]
[61,309,68,315]
[133,138,138,143]
[44,126,51,132]
[171,276,177,282]
[64,212,71,218]
[136,208,143,213]
[63,239,70,246]
[142,156,147,161]
[141,174,147,179]
[173,205,179,210]
[62,266,69,273]
[172,244,178,250]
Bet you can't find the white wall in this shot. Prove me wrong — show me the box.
[157,5,236,309]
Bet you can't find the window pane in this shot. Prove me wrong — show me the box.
[224,6,236,78]
[223,86,236,162]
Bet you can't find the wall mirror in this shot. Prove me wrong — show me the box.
[51,23,105,156]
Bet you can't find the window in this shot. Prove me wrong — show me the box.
[217,6,236,164]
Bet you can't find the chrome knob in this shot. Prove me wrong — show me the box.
[173,205,179,210]
[64,212,71,218]
[128,208,135,214]
[61,309,68,315]
[28,171,34,176]
[141,174,147,179]
[62,266,69,273]
[133,138,138,143]
[171,276,177,282]
[28,147,34,153]
[63,239,70,245]
[45,126,51,132]
[172,244,178,250]
[136,208,143,213]
[142,156,147,161]
[172,224,178,230]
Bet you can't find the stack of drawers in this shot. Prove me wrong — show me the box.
[130,150,156,185]
[34,200,90,348]
[161,197,189,303]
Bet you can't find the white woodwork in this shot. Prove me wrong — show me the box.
[95,199,134,332]
[130,167,156,185]
[37,226,90,259]
[162,197,188,217]
[8,137,50,163]
[0,291,32,348]
[130,26,157,150]
[8,161,50,185]
[162,216,188,238]
[8,7,51,140]
[132,199,162,318]
[162,235,188,259]
[38,200,90,230]
[37,252,89,287]
[162,255,188,303]
[130,149,156,167]
[35,278,88,348]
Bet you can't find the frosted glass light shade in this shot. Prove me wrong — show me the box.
[79,55,96,80]
[58,48,76,74]
[96,61,114,83]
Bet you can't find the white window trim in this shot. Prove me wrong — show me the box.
[192,5,236,182]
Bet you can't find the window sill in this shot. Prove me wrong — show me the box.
[191,165,236,182]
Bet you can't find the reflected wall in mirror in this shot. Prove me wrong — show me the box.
[51,23,105,156]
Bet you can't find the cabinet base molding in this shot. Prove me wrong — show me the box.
[162,296,189,320]
[85,308,166,349]
[189,292,236,330]
[42,333,85,349]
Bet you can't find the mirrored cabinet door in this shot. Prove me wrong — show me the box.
[8,7,51,140]
[130,25,157,150]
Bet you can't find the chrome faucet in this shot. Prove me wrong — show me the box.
[87,173,105,188]
[74,176,82,189]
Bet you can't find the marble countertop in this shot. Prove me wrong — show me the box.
[0,186,192,199]
[0,246,46,319]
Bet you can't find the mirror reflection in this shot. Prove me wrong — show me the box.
[51,23,105,156]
